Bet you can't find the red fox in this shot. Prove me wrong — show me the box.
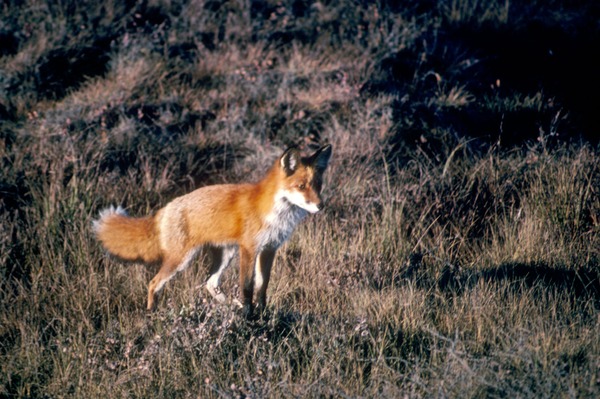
[94,145,332,317]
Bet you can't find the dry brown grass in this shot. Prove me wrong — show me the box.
[1,1,599,398]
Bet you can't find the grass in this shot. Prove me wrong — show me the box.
[1,0,599,397]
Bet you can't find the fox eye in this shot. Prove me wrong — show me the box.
[298,183,306,190]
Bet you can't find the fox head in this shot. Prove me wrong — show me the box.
[279,144,332,213]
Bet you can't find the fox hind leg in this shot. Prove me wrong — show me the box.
[147,249,198,310]
[205,245,236,303]
[147,259,178,311]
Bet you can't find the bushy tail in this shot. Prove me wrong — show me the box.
[93,206,162,264]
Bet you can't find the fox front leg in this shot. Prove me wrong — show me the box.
[238,246,256,319]
[254,249,276,314]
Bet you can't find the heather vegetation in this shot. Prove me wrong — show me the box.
[1,0,599,397]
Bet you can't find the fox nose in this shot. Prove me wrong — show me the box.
[317,202,324,211]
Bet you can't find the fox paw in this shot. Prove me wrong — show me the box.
[232,298,243,309]
[205,284,227,303]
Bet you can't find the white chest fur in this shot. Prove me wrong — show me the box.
[256,193,308,251]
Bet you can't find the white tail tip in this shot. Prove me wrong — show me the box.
[92,205,127,233]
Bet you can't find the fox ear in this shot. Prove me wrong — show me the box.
[281,147,301,175]
[311,144,332,172]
